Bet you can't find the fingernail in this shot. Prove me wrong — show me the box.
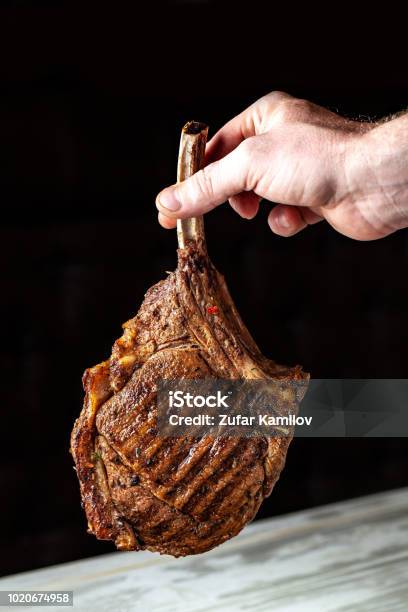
[277,210,291,229]
[156,189,181,212]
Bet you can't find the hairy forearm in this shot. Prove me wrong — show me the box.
[351,113,408,233]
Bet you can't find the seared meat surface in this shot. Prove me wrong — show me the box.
[71,242,308,556]
[71,120,308,556]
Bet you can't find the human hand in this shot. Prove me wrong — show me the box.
[156,92,408,240]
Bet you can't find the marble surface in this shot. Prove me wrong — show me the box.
[2,488,408,611]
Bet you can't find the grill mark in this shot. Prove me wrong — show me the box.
[204,444,266,521]
[153,437,214,495]
[116,409,157,455]
[146,437,199,483]
[154,447,213,501]
[147,514,221,547]
[107,434,196,493]
[198,456,262,522]
[108,424,257,517]
[125,487,230,549]
[130,504,193,546]
[157,438,239,504]
[99,441,196,544]
[182,441,261,518]
[111,438,260,552]
[210,463,264,520]
[102,437,221,547]
[120,435,204,492]
[154,524,218,553]
[213,450,265,518]
[142,435,169,461]
[150,446,210,502]
[169,437,245,510]
[181,437,243,483]
[148,516,189,541]
[97,401,268,539]
[140,513,199,544]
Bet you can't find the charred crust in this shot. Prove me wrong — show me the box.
[71,245,309,556]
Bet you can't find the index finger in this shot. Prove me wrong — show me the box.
[205,113,247,164]
[205,91,293,164]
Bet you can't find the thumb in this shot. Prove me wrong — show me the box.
[155,140,253,219]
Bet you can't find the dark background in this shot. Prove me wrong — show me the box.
[1,1,407,576]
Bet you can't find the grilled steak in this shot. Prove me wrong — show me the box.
[70,122,309,556]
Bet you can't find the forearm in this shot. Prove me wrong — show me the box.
[350,113,408,233]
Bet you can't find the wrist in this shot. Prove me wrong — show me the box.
[346,121,408,233]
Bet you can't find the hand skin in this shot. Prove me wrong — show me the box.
[155,92,408,240]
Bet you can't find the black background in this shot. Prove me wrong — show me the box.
[1,1,407,576]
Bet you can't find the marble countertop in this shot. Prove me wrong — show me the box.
[1,488,408,611]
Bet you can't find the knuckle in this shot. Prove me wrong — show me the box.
[274,98,312,123]
[266,90,292,104]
